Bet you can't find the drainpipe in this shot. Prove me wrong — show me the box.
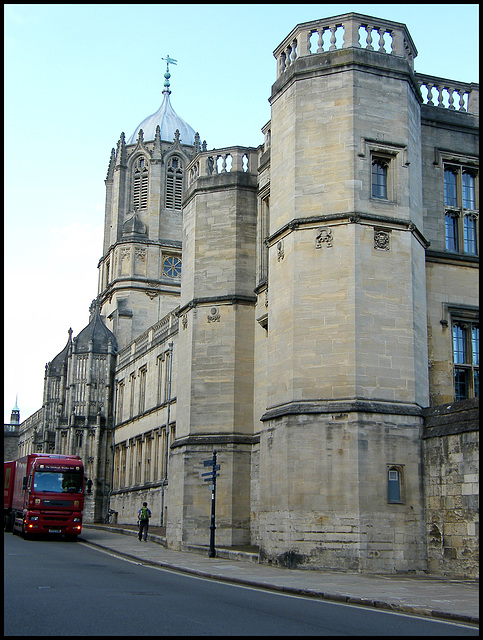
[160,341,173,527]
[106,378,118,522]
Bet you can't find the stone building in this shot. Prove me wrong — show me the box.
[422,398,478,577]
[16,302,117,522]
[4,401,20,462]
[15,13,478,576]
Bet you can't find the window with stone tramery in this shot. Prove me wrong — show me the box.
[452,319,479,401]
[163,255,182,278]
[444,164,478,255]
[166,156,183,210]
[132,156,149,210]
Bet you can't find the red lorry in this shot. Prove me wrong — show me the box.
[4,453,84,539]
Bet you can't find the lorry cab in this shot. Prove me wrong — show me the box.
[6,454,84,539]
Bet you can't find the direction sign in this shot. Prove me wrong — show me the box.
[203,473,219,481]
[204,459,219,467]
[201,469,220,476]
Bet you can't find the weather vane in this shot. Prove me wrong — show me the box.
[162,55,177,94]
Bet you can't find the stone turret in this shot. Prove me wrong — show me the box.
[258,12,428,572]
[98,62,201,351]
[168,146,259,549]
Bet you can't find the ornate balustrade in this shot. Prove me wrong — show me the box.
[117,312,178,368]
[416,73,479,115]
[152,315,171,343]
[273,13,418,77]
[187,146,258,187]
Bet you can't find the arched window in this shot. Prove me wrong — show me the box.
[371,158,388,199]
[132,156,149,210]
[166,156,184,210]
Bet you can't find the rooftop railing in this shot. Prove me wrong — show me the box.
[273,13,479,116]
[187,147,258,187]
[273,13,417,78]
[416,73,479,115]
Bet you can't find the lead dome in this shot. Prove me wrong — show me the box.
[127,58,196,145]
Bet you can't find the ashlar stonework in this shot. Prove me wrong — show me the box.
[14,12,478,577]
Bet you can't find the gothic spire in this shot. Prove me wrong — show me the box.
[106,148,116,181]
[152,124,162,159]
[194,132,201,154]
[115,132,127,168]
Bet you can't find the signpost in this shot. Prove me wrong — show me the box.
[201,450,220,558]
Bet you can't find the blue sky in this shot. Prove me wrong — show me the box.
[4,4,479,423]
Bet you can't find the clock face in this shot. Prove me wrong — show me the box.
[163,256,182,278]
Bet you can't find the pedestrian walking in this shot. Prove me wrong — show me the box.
[138,501,151,541]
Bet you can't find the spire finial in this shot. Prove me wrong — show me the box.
[162,54,177,95]
[10,395,20,425]
[106,147,116,181]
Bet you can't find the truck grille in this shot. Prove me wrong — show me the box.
[41,499,72,507]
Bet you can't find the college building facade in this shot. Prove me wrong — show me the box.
[13,13,478,576]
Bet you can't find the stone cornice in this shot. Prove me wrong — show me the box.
[425,250,479,267]
[266,212,430,249]
[98,238,182,267]
[270,47,421,107]
[177,294,256,317]
[171,433,259,449]
[261,399,424,421]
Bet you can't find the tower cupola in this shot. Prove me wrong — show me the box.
[127,56,196,145]
[10,398,20,425]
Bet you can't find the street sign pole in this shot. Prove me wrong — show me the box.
[209,469,216,558]
[201,450,220,558]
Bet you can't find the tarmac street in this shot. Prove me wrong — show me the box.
[79,525,478,626]
[4,535,478,636]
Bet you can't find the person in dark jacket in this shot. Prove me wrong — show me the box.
[138,502,152,541]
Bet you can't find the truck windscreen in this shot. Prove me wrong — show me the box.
[33,470,83,493]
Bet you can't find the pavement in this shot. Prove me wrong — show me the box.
[79,524,478,626]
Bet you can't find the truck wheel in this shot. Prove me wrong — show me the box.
[4,515,13,532]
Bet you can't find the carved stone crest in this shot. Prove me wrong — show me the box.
[374,229,390,251]
[315,227,333,248]
[207,306,220,323]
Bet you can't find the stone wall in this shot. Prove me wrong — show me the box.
[4,428,19,461]
[422,398,479,578]
[168,151,259,550]
[257,410,426,573]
